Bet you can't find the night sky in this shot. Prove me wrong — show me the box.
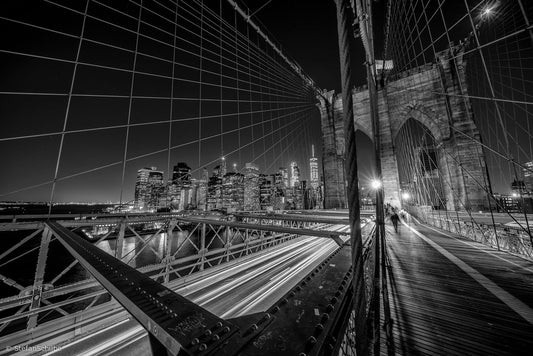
[0,0,376,203]
[1,0,528,203]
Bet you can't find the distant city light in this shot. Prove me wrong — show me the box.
[511,192,518,198]
[370,179,382,189]
[402,192,411,200]
[483,7,492,15]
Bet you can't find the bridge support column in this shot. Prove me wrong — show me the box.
[115,220,126,260]
[436,49,488,211]
[318,91,347,209]
[164,219,176,283]
[27,227,52,330]
[378,90,402,208]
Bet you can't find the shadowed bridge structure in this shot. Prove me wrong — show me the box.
[1,0,533,355]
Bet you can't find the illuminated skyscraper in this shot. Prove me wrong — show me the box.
[134,167,164,210]
[309,145,319,189]
[290,162,300,188]
[172,162,191,185]
[243,163,260,211]
[279,167,289,188]
[220,156,227,176]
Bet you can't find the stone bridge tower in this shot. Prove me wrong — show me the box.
[319,47,488,211]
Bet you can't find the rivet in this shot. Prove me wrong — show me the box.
[315,323,324,335]
[321,313,329,323]
[261,313,271,322]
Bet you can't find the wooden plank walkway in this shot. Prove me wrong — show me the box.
[381,222,533,355]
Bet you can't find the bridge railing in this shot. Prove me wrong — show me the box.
[407,207,533,260]
[338,222,378,355]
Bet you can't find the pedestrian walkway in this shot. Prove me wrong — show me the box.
[382,221,533,355]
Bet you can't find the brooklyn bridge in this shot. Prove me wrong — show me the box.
[0,0,532,355]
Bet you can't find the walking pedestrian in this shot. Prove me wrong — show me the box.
[390,211,400,233]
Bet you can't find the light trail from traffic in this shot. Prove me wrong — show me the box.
[45,224,351,356]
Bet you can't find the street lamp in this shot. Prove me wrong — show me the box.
[402,192,411,200]
[370,179,381,190]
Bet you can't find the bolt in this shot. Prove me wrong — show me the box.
[289,291,295,297]
[198,343,207,352]
[321,313,329,323]
[204,329,212,337]
[306,336,317,351]
[248,324,258,334]
[215,321,223,328]
[330,297,338,305]
[271,306,280,314]
[326,304,334,312]
[212,334,220,342]
[191,338,200,346]
[314,323,324,335]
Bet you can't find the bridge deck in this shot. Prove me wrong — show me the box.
[382,222,533,355]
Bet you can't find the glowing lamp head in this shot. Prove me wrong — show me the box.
[511,192,518,198]
[221,156,225,161]
[402,192,411,200]
[483,7,492,16]
[370,179,382,190]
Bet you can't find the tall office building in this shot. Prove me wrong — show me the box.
[290,162,300,188]
[220,156,227,177]
[134,167,164,210]
[243,163,260,211]
[279,167,289,188]
[196,168,209,210]
[168,162,192,210]
[172,162,192,185]
[222,172,244,211]
[309,145,319,189]
[259,174,273,210]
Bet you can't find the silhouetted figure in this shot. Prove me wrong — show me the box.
[390,212,400,233]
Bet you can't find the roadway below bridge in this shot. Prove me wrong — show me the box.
[35,225,351,356]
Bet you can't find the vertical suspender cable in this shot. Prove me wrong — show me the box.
[119,0,143,208]
[333,0,367,354]
[48,0,91,215]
